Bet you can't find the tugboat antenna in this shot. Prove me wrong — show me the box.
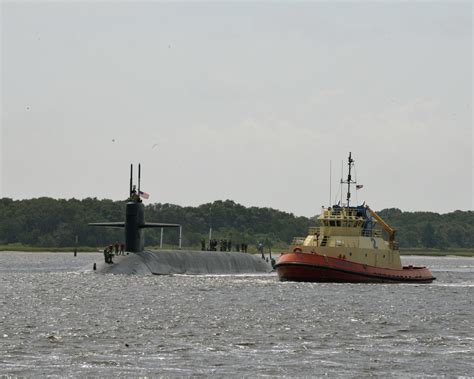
[340,160,343,205]
[329,160,332,207]
[347,152,352,206]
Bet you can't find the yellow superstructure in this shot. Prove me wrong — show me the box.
[290,205,402,270]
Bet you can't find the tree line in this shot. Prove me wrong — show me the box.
[0,197,472,250]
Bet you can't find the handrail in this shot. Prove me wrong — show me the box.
[308,227,320,235]
[291,237,306,245]
[360,229,383,237]
[300,226,384,239]
[291,208,397,248]
[320,212,366,221]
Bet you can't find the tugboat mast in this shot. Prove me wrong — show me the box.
[341,152,355,207]
[347,152,353,206]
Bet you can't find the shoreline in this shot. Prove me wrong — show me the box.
[0,248,473,257]
[399,249,474,257]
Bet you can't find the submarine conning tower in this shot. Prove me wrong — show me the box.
[89,164,181,253]
[125,201,145,252]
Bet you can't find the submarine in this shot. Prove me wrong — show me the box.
[89,164,273,275]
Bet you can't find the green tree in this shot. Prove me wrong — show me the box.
[421,223,436,248]
[0,197,473,250]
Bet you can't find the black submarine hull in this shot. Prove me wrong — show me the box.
[95,250,273,275]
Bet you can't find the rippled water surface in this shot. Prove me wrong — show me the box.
[0,253,473,377]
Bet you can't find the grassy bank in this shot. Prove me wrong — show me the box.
[1,244,473,257]
[269,247,474,257]
[0,244,99,253]
[400,248,474,257]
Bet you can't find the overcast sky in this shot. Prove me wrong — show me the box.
[1,1,472,217]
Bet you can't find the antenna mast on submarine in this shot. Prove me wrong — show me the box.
[138,163,141,194]
[129,164,133,197]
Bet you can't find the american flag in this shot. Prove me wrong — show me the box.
[356,185,364,190]
[139,190,150,199]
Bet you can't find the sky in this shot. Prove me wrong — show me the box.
[1,1,472,217]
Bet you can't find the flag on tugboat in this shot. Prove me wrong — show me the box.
[139,190,150,199]
[356,185,364,190]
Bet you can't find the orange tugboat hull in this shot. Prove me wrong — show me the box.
[275,253,435,283]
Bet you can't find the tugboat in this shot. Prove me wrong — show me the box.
[275,153,435,283]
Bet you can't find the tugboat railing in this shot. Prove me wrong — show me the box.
[300,227,384,240]
[308,227,320,235]
[361,229,383,237]
[321,208,361,218]
[291,237,306,245]
[291,226,388,246]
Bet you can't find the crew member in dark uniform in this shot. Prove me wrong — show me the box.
[108,244,114,263]
[103,246,109,263]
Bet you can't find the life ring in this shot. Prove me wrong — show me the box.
[293,247,303,253]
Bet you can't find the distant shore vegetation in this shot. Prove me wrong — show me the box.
[0,198,473,254]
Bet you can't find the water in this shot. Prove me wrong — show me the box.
[0,253,473,377]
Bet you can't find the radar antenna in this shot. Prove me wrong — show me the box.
[340,152,356,207]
